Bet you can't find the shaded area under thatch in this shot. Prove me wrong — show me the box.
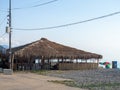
[7,38,102,70]
[0,53,9,69]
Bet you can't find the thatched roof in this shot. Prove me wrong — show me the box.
[11,38,102,59]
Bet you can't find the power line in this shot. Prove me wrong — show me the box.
[0,16,7,26]
[0,0,58,11]
[12,11,120,31]
[12,0,58,10]
[0,33,6,38]
[0,9,8,12]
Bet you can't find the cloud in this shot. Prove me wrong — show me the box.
[0,37,20,47]
[0,37,9,45]
[12,40,21,47]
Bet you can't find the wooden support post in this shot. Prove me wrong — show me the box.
[11,54,14,71]
[58,58,59,63]
[41,56,44,69]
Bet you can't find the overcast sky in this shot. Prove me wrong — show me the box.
[0,0,120,66]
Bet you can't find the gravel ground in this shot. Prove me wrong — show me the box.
[46,69,120,90]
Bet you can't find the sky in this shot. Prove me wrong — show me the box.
[0,0,120,67]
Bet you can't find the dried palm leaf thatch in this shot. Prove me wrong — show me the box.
[10,38,102,60]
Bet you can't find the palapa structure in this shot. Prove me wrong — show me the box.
[9,38,102,70]
[0,46,8,69]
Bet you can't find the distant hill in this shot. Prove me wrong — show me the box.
[0,45,9,49]
[0,45,8,54]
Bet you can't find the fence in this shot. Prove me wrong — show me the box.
[58,63,98,70]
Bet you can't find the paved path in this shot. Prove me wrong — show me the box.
[0,73,85,90]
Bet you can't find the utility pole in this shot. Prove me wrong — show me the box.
[8,0,12,70]
[4,0,13,75]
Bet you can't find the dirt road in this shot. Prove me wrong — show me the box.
[0,73,84,90]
